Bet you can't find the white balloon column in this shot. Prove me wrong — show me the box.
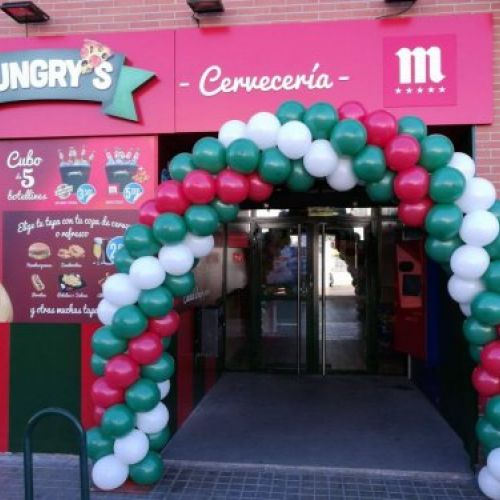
[88,100,500,497]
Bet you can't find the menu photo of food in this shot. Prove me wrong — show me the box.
[3,210,138,323]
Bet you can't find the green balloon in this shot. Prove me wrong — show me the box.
[91,354,106,376]
[211,199,239,223]
[125,378,161,412]
[113,247,135,273]
[484,261,500,294]
[227,139,260,174]
[330,119,367,156]
[463,317,496,345]
[86,427,114,461]
[419,134,454,172]
[353,145,386,183]
[303,102,338,140]
[184,205,220,236]
[169,153,195,181]
[192,137,226,174]
[490,201,500,222]
[164,272,195,297]
[429,167,465,203]
[286,160,315,192]
[112,305,147,339]
[424,236,461,264]
[162,337,172,351]
[476,417,500,449]
[141,352,175,382]
[147,427,171,451]
[276,100,306,124]
[365,171,395,203]
[91,326,127,359]
[469,344,482,363]
[124,224,160,258]
[397,116,427,142]
[101,404,135,438]
[486,235,500,260]
[153,213,187,245]
[471,292,500,326]
[129,451,165,485]
[424,204,463,240]
[138,287,174,318]
[486,396,500,429]
[258,148,292,185]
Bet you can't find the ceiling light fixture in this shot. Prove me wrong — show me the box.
[0,1,49,24]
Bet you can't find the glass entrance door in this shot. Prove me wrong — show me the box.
[257,224,311,373]
[318,224,369,373]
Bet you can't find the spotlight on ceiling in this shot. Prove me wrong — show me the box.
[187,0,224,14]
[0,1,49,24]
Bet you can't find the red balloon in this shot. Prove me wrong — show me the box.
[481,341,500,377]
[247,173,273,202]
[93,406,105,425]
[182,170,216,204]
[128,332,163,365]
[385,135,421,172]
[104,354,140,389]
[398,198,433,228]
[472,366,500,397]
[91,377,124,408]
[394,167,430,203]
[216,169,250,204]
[138,199,160,226]
[156,180,190,215]
[364,110,398,148]
[149,310,180,337]
[338,101,366,121]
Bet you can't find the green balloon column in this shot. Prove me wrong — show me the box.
[89,100,500,498]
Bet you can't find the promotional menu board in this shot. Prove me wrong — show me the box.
[0,136,157,323]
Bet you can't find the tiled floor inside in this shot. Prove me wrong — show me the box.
[0,454,485,499]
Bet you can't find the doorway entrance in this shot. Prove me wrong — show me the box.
[224,209,391,376]
[255,219,372,374]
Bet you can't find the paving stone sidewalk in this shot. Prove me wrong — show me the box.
[0,453,486,500]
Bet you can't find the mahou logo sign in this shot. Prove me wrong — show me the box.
[383,35,456,108]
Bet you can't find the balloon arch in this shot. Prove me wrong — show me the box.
[89,100,500,498]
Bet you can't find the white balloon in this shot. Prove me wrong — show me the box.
[276,120,312,160]
[183,233,214,258]
[303,140,339,178]
[218,119,246,147]
[102,273,140,307]
[488,449,500,483]
[478,466,500,500]
[97,299,119,325]
[158,244,194,276]
[450,245,490,280]
[158,380,171,399]
[447,274,484,304]
[136,402,169,434]
[456,177,496,213]
[246,112,281,150]
[92,455,129,491]
[459,303,472,317]
[460,210,500,247]
[326,157,358,192]
[448,152,476,181]
[114,429,149,465]
[129,256,166,290]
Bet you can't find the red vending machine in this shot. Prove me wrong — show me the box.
[394,240,427,360]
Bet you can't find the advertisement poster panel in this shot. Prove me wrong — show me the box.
[0,136,157,323]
